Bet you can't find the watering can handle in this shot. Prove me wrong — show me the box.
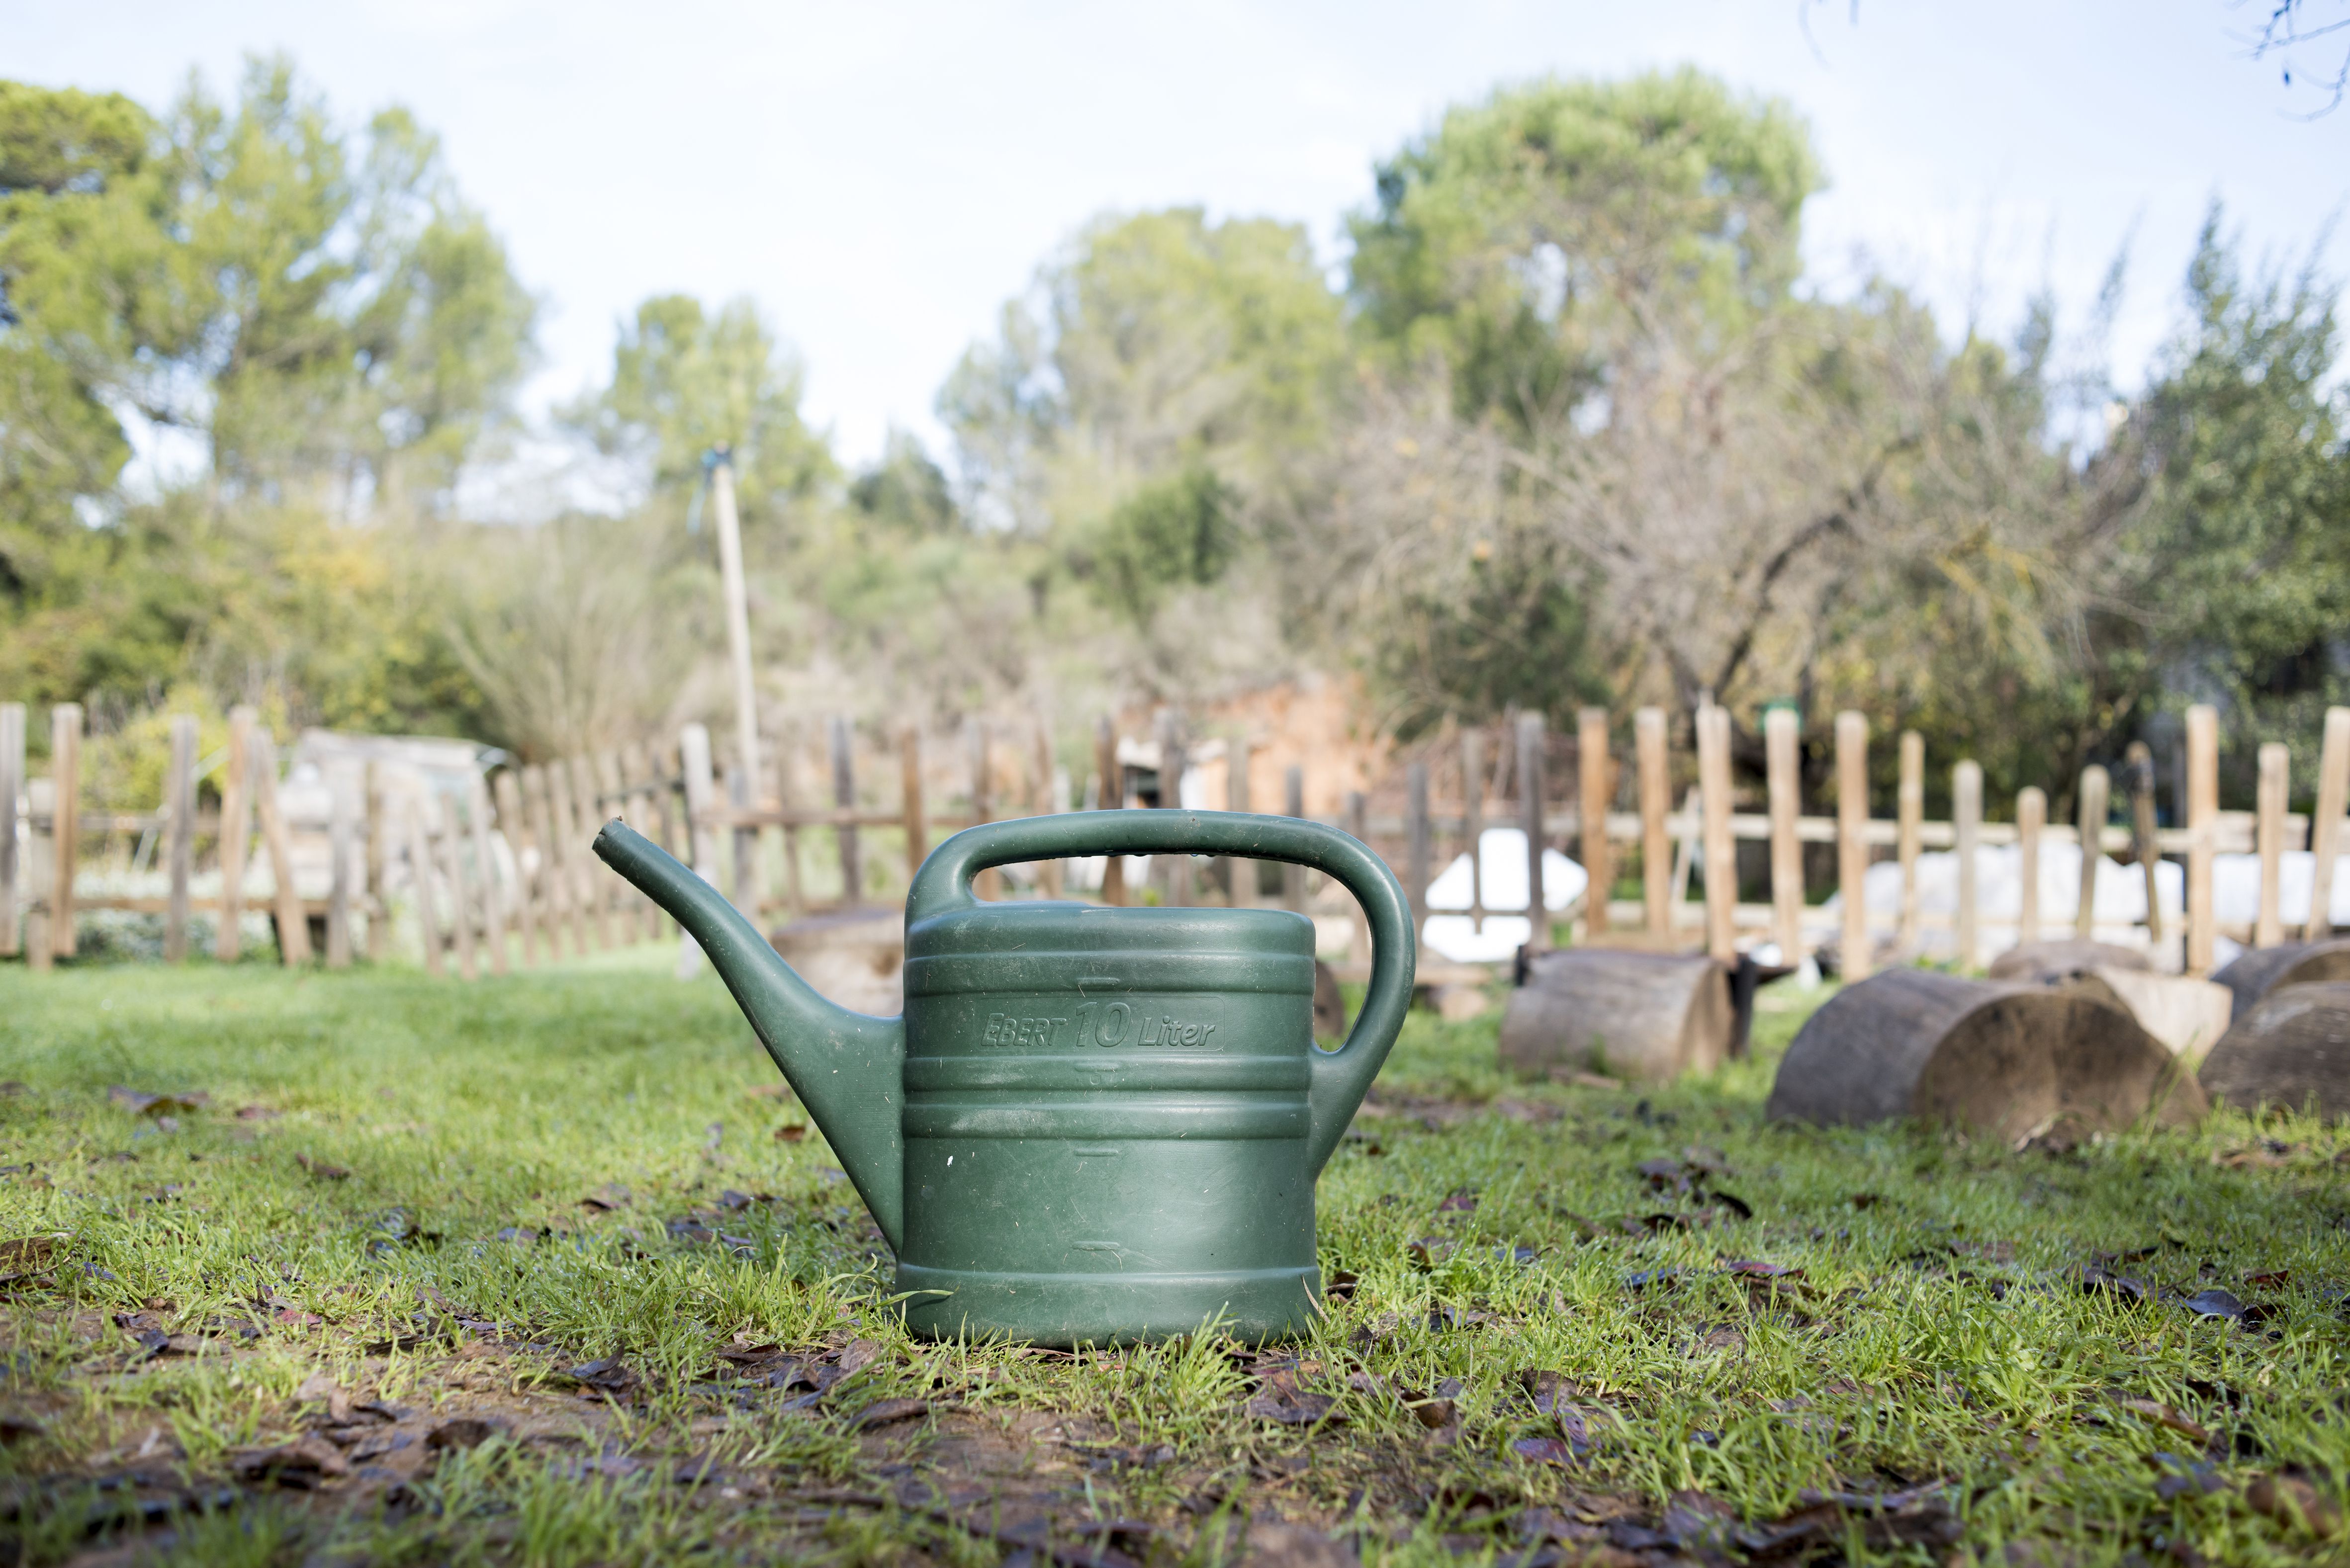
[906,809,1417,1176]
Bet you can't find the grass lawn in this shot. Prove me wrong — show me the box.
[0,952,2347,1566]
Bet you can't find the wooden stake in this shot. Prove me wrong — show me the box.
[440,792,478,981]
[543,763,587,953]
[1696,704,1735,962]
[525,766,570,960]
[1346,790,1371,960]
[164,715,196,962]
[407,797,445,977]
[1284,765,1308,914]
[1636,708,1671,939]
[1032,716,1063,899]
[725,763,756,919]
[709,451,763,800]
[2125,741,2163,945]
[1156,710,1187,907]
[1578,707,1614,935]
[468,773,508,973]
[971,720,1000,902]
[325,763,353,969]
[1406,761,1431,927]
[2186,705,2219,975]
[1458,730,1482,927]
[365,761,390,962]
[2306,707,2350,940]
[1954,760,1983,970]
[2075,765,2109,939]
[496,769,539,967]
[2017,786,2045,950]
[829,716,862,906]
[0,702,20,957]
[1836,711,1871,980]
[1765,707,1804,962]
[899,725,929,887]
[615,745,655,941]
[1094,717,1126,906]
[1518,711,1548,950]
[249,728,310,965]
[650,739,683,936]
[48,703,80,958]
[2256,742,2289,949]
[587,755,628,942]
[215,707,253,962]
[680,723,720,882]
[568,758,616,948]
[1897,730,1924,951]
[1227,735,1254,908]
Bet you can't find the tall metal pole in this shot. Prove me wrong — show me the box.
[709,448,761,790]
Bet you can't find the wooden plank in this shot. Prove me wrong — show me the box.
[2075,765,2109,938]
[468,773,508,973]
[2256,742,2289,948]
[901,726,928,883]
[1897,730,1924,950]
[831,716,862,906]
[215,707,254,962]
[2307,706,2350,940]
[1578,707,1613,936]
[248,728,310,965]
[2185,704,2219,975]
[0,701,20,956]
[408,796,446,978]
[495,769,539,967]
[1457,731,1481,925]
[1518,711,1547,950]
[1765,706,1803,962]
[324,762,353,969]
[1836,711,1871,979]
[1095,716,1125,906]
[1406,760,1430,927]
[365,762,389,962]
[1284,764,1308,914]
[1636,707,1670,938]
[1696,704,1735,962]
[1954,760,1982,970]
[164,715,196,962]
[49,703,81,957]
[439,792,479,981]
[2016,786,2045,949]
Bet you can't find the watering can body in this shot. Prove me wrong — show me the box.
[595,808,1415,1346]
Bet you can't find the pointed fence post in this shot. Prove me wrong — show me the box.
[1156,710,1187,907]
[365,762,390,962]
[1578,707,1613,936]
[1836,711,1871,980]
[325,762,354,969]
[2256,742,2289,949]
[496,770,538,967]
[1518,711,1548,950]
[1346,789,1371,961]
[1095,717,1126,906]
[2017,786,2045,950]
[164,715,196,962]
[1458,730,1483,928]
[901,725,929,885]
[2185,705,2219,975]
[1897,730,1924,951]
[250,728,309,965]
[1696,705,1735,962]
[1406,761,1430,928]
[0,702,20,957]
[971,719,999,902]
[830,716,862,906]
[468,773,507,972]
[408,796,445,978]
[48,703,80,958]
[440,793,478,981]
[2125,741,2164,945]
[1283,765,1307,914]
[1636,708,1671,939]
[1955,760,1983,971]
[1227,735,1254,908]
[215,708,254,962]
[1765,707,1804,963]
[2307,707,2350,940]
[2075,765,2109,939]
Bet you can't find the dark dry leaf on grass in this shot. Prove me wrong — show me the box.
[294,1153,349,1180]
[2118,1395,2211,1446]
[232,1434,350,1486]
[775,1124,808,1142]
[580,1183,632,1210]
[427,1418,496,1450]
[108,1086,209,1117]
[561,1357,635,1392]
[1436,1188,1478,1212]
[850,1397,929,1431]
[2244,1470,2344,1535]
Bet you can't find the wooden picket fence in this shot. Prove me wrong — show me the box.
[4,697,2346,979]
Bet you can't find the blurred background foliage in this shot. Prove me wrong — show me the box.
[2,59,2345,813]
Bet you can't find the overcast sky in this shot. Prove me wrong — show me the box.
[12,0,2350,475]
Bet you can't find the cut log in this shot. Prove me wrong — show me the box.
[1499,949,1732,1084]
[1766,967,2206,1140]
[2198,982,2350,1122]
[1987,939,2150,985]
[2210,938,2350,1021]
[767,906,903,1016]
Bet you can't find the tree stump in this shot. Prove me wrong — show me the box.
[2199,981,2350,1121]
[1987,939,2150,985]
[2211,938,2350,1021]
[1499,949,1732,1084]
[767,906,903,1016]
[1766,967,2206,1140]
[1988,939,2230,1060]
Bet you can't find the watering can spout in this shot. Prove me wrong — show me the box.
[593,818,905,1251]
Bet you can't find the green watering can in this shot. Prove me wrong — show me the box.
[593,810,1415,1346]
